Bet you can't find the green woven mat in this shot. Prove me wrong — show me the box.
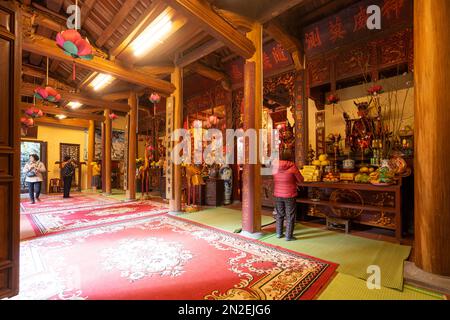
[262,223,411,290]
[318,273,444,300]
[178,207,274,233]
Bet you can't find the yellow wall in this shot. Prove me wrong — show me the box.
[308,74,414,152]
[24,125,89,190]
[23,116,127,191]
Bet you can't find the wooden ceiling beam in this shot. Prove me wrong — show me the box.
[258,0,306,24]
[21,82,130,112]
[34,116,90,129]
[22,35,176,95]
[102,89,147,102]
[175,38,223,68]
[265,21,304,70]
[214,9,255,32]
[95,0,140,48]
[21,102,105,121]
[136,64,175,75]
[22,64,80,91]
[81,0,96,26]
[187,62,227,81]
[162,0,255,59]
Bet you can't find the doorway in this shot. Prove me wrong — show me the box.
[20,140,48,194]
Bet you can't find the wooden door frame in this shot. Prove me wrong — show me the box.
[0,0,21,299]
[20,139,48,194]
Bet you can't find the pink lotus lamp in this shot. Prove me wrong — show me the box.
[56,29,93,80]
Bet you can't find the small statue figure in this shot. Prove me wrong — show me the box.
[349,100,376,152]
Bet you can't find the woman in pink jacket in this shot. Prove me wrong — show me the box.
[272,149,304,241]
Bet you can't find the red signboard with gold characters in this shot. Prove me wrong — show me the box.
[303,0,413,57]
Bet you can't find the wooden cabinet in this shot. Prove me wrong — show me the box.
[205,179,224,207]
[0,0,20,299]
[297,181,404,242]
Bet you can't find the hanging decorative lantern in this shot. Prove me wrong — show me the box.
[109,113,119,121]
[34,86,61,103]
[25,107,44,118]
[149,93,161,104]
[56,29,93,80]
[327,94,340,115]
[21,116,35,128]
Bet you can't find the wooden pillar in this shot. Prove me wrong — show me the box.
[127,92,137,200]
[87,120,95,189]
[242,23,263,235]
[414,0,450,276]
[169,66,183,213]
[294,70,308,168]
[104,109,112,195]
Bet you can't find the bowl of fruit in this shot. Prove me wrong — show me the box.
[323,172,340,183]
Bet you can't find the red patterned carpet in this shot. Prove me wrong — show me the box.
[26,201,169,236]
[20,193,119,214]
[16,215,337,300]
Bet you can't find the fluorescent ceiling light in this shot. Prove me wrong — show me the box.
[131,14,172,57]
[90,73,115,91]
[55,114,67,120]
[67,101,83,109]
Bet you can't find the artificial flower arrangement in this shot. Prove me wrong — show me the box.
[367,85,384,96]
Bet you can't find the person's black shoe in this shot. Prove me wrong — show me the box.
[286,236,297,241]
[276,234,284,239]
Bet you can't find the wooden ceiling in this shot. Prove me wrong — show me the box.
[19,0,356,122]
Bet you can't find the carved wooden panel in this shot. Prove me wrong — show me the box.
[0,6,11,32]
[60,143,80,162]
[335,44,375,80]
[307,57,330,87]
[378,31,409,69]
